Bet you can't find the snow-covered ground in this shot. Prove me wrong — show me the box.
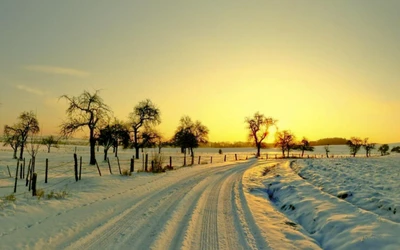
[1,145,400,249]
[245,155,400,249]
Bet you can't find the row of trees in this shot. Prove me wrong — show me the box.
[3,91,210,165]
[244,112,395,158]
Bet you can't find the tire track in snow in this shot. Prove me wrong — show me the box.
[64,165,230,250]
[184,160,268,250]
[62,159,269,250]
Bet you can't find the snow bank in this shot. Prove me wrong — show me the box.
[244,159,400,249]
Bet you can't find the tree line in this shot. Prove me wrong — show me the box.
[2,90,209,165]
[3,94,398,164]
[244,112,397,158]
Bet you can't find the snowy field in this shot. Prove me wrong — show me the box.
[1,144,400,249]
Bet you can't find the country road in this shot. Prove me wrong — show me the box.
[2,159,284,250]
[63,159,268,250]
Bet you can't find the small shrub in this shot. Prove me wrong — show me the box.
[218,149,223,154]
[4,194,16,202]
[46,190,68,200]
[54,190,68,199]
[37,189,45,200]
[121,169,132,176]
[151,153,165,173]
[164,165,174,171]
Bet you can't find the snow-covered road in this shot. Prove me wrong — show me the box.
[1,159,273,250]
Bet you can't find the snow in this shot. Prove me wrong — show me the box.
[1,145,400,249]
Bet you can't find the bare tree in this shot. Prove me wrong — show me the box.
[5,111,40,160]
[275,130,296,158]
[324,145,330,158]
[60,90,111,165]
[378,144,389,156]
[294,137,314,157]
[41,135,59,153]
[346,137,363,157]
[3,125,22,159]
[172,116,209,156]
[128,99,161,159]
[98,120,130,161]
[245,112,277,157]
[362,138,375,157]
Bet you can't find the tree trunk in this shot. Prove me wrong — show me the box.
[281,148,285,158]
[301,149,304,158]
[89,128,96,165]
[190,147,194,157]
[104,148,108,161]
[114,144,118,157]
[19,143,25,160]
[256,143,261,157]
[135,146,140,159]
[47,145,51,153]
[287,149,290,158]
[13,147,18,159]
[134,129,139,159]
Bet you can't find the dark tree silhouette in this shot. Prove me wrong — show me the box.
[128,99,161,159]
[172,116,209,156]
[3,125,22,159]
[98,122,130,161]
[5,111,40,160]
[245,112,277,157]
[60,90,111,165]
[324,145,330,158]
[275,130,296,158]
[294,137,314,157]
[391,146,400,153]
[362,138,376,157]
[377,144,389,156]
[41,135,59,153]
[346,137,363,157]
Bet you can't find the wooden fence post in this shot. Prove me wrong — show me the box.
[235,154,238,161]
[210,156,213,164]
[266,154,268,159]
[107,157,113,175]
[74,153,78,181]
[32,173,37,196]
[224,155,227,162]
[45,158,48,184]
[19,163,23,179]
[145,154,148,172]
[169,156,172,168]
[130,158,134,173]
[25,163,31,187]
[7,166,12,178]
[151,160,154,171]
[95,159,102,176]
[117,157,122,175]
[198,156,201,164]
[29,157,34,191]
[14,164,19,193]
[79,156,82,180]
[184,155,186,166]
[191,156,194,165]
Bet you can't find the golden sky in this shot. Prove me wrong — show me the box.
[1,1,400,143]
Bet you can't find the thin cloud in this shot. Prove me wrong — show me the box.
[25,65,90,77]
[16,84,45,96]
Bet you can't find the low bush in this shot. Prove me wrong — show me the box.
[121,169,132,176]
[3,194,16,202]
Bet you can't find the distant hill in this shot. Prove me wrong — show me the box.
[310,137,347,146]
